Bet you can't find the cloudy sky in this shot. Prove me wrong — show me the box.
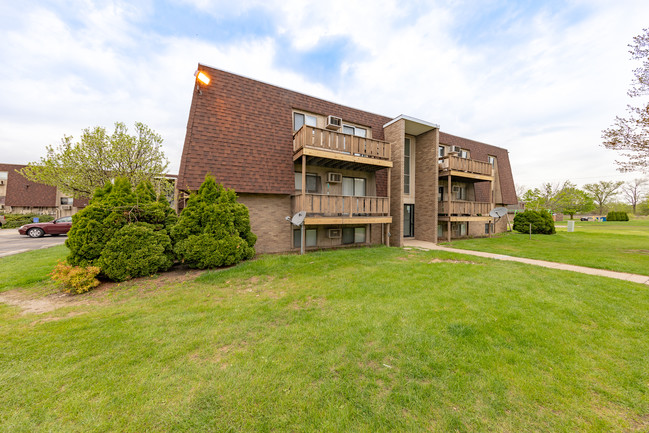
[1,0,647,190]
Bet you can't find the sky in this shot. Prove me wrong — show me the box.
[1,0,648,191]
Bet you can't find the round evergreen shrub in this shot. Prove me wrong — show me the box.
[65,178,177,281]
[513,210,556,234]
[98,223,174,282]
[171,175,256,269]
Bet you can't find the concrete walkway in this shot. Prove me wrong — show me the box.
[404,239,649,286]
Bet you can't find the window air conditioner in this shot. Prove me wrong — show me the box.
[327,172,342,183]
[451,145,462,153]
[326,115,342,130]
[61,205,72,210]
[328,228,342,239]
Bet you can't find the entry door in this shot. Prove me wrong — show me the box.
[404,204,414,237]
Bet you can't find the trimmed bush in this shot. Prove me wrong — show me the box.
[66,178,177,281]
[171,175,256,269]
[51,261,101,294]
[1,214,54,229]
[606,211,629,221]
[98,223,174,282]
[513,210,556,234]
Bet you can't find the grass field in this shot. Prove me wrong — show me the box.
[1,245,649,432]
[447,219,649,276]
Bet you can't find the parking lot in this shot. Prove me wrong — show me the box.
[0,229,67,258]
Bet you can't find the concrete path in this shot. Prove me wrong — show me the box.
[404,239,649,286]
[0,229,67,258]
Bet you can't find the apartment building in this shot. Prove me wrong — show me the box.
[176,65,517,253]
[0,163,88,217]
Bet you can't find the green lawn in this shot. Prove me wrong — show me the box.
[1,246,649,432]
[447,219,649,276]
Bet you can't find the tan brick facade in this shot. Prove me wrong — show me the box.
[385,119,405,247]
[237,193,292,254]
[413,129,438,242]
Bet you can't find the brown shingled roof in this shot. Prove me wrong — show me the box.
[177,65,392,194]
[439,132,517,205]
[0,163,57,207]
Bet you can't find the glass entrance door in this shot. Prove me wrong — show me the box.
[404,204,414,237]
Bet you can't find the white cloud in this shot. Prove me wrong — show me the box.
[0,0,647,191]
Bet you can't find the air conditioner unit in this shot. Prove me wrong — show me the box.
[61,205,72,210]
[327,172,342,183]
[451,145,462,153]
[326,115,342,130]
[328,228,342,239]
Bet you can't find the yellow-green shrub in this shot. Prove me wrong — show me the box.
[51,261,101,294]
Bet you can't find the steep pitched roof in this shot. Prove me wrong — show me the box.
[177,65,392,194]
[0,163,57,207]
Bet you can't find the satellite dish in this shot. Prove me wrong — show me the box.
[290,211,306,226]
[488,207,509,218]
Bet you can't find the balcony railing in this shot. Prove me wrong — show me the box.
[438,201,492,216]
[292,194,390,216]
[439,155,493,177]
[293,125,391,161]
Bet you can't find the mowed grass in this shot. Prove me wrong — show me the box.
[448,218,649,276]
[1,246,649,432]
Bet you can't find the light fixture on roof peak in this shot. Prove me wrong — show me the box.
[195,70,210,86]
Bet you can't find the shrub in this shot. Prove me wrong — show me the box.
[66,178,177,281]
[98,223,174,282]
[171,175,256,269]
[606,211,629,221]
[51,261,101,294]
[1,213,54,229]
[513,210,556,234]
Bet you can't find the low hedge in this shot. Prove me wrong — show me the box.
[0,214,54,229]
[606,211,629,221]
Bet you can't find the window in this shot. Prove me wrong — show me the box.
[404,204,414,237]
[485,223,490,234]
[404,138,411,194]
[438,224,444,238]
[459,150,468,159]
[342,227,366,244]
[342,124,367,137]
[294,229,317,248]
[0,171,7,180]
[294,112,317,131]
[60,197,73,205]
[438,186,444,202]
[438,146,445,158]
[488,155,496,165]
[453,223,467,237]
[295,172,319,193]
[453,185,466,200]
[342,177,366,197]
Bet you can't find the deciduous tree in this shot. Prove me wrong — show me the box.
[20,122,169,198]
[602,28,649,172]
[583,181,624,215]
[621,178,648,214]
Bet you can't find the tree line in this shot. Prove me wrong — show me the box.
[518,178,649,217]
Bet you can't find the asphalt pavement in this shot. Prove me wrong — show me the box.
[0,229,67,258]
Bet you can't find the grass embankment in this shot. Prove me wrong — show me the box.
[448,219,649,276]
[1,246,648,432]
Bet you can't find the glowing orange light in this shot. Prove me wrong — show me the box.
[195,71,210,86]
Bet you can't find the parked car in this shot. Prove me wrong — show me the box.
[18,216,73,238]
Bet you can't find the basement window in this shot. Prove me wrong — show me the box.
[294,229,317,248]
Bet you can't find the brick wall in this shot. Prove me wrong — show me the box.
[385,119,405,247]
[413,129,439,242]
[237,193,292,254]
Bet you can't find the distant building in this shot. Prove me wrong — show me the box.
[0,163,88,217]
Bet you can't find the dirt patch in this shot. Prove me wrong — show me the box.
[99,267,204,293]
[429,258,482,265]
[626,249,649,255]
[0,290,92,314]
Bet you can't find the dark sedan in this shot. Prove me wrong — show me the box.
[18,216,72,238]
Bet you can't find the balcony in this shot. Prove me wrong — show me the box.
[293,126,392,169]
[292,193,392,224]
[439,155,493,180]
[438,201,492,216]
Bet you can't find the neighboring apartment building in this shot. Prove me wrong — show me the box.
[0,163,88,217]
[176,65,517,254]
